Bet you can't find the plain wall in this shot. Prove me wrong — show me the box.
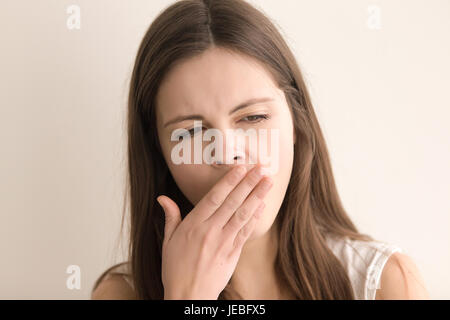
[0,0,448,299]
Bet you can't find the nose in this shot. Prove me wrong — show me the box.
[212,154,243,169]
[211,130,248,169]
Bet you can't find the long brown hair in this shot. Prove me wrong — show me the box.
[93,0,374,300]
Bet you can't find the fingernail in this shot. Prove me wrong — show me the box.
[260,177,273,191]
[156,197,164,209]
[260,166,272,177]
[253,165,263,178]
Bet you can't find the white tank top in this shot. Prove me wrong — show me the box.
[324,234,404,299]
[109,235,403,300]
[106,262,134,290]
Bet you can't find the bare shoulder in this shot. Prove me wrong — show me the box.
[91,263,136,300]
[375,252,430,300]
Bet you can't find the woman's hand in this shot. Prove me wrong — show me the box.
[157,164,273,300]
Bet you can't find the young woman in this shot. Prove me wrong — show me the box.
[91,0,430,300]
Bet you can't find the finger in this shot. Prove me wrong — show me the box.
[204,164,266,227]
[193,165,248,222]
[220,176,272,236]
[230,202,265,255]
[157,195,182,247]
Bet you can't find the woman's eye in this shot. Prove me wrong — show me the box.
[175,115,269,141]
[188,127,203,135]
[177,126,204,140]
[241,114,269,123]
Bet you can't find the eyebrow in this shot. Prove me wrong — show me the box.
[163,97,275,128]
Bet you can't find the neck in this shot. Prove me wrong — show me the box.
[229,223,284,299]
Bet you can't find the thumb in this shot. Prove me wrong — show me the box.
[157,195,181,245]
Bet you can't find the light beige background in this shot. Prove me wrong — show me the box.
[0,0,449,299]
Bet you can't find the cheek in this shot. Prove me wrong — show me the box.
[251,119,294,237]
[159,138,201,203]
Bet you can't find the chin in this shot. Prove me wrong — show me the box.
[247,220,271,241]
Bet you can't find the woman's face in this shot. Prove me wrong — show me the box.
[155,46,295,239]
